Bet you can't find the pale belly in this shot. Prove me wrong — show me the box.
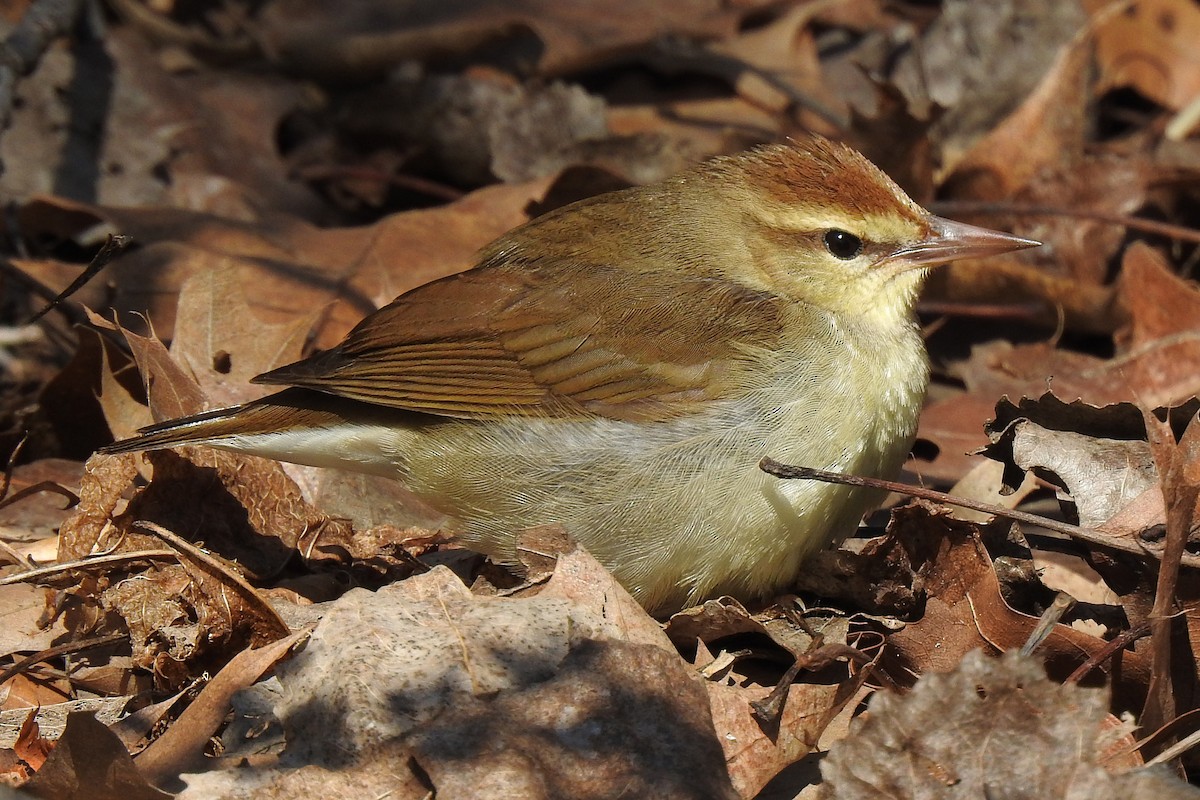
[215,319,929,613]
[400,341,926,613]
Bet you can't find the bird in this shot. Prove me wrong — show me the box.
[99,135,1038,614]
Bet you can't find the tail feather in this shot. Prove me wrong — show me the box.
[98,388,420,455]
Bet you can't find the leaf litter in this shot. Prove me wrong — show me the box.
[3,1,1200,798]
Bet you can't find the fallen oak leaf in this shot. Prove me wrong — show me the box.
[880,505,1151,694]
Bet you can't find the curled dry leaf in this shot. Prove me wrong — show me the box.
[134,629,309,786]
[982,392,1197,519]
[1085,0,1200,112]
[881,503,1150,695]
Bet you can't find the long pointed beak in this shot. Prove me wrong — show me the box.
[888,216,1041,270]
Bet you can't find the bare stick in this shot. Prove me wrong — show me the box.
[27,234,131,323]
[0,549,179,586]
[758,457,1200,567]
[0,631,126,687]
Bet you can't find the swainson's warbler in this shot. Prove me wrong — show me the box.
[100,136,1038,613]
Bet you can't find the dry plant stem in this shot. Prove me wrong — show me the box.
[0,549,178,586]
[757,458,1200,566]
[931,200,1200,246]
[1064,621,1151,684]
[134,520,291,637]
[1132,705,1200,762]
[291,164,466,202]
[1019,592,1075,657]
[1138,411,1196,740]
[1145,725,1200,767]
[0,257,94,333]
[0,631,126,688]
[0,539,35,571]
[0,482,79,512]
[27,234,131,323]
[0,0,85,137]
[0,433,24,501]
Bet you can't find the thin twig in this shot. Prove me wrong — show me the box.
[757,458,1200,567]
[26,233,131,323]
[0,549,179,586]
[1145,725,1200,767]
[0,631,127,687]
[1020,592,1076,657]
[0,432,27,501]
[0,481,79,512]
[1139,411,1196,740]
[0,539,35,571]
[1065,622,1151,684]
[290,164,466,203]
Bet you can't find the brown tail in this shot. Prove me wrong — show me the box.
[98,388,417,454]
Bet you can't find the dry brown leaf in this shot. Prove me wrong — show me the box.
[119,325,206,423]
[122,446,348,578]
[56,454,139,561]
[822,650,1194,800]
[882,504,1150,692]
[936,16,1171,297]
[20,711,169,800]
[335,71,682,186]
[0,585,62,662]
[1086,0,1200,111]
[709,653,874,798]
[0,27,319,216]
[943,19,1090,195]
[13,710,51,774]
[408,639,738,800]
[892,0,1086,168]
[17,176,555,349]
[169,267,315,409]
[704,3,835,122]
[1115,242,1200,406]
[1002,420,1158,527]
[607,97,780,160]
[134,629,308,786]
[175,757,430,800]
[254,0,772,78]
[0,460,82,545]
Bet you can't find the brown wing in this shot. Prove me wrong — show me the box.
[253,259,782,421]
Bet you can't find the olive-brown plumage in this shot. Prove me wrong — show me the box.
[102,136,1037,613]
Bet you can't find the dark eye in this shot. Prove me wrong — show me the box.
[823,229,863,260]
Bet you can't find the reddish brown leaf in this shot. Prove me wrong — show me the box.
[21,711,169,800]
[134,629,308,785]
